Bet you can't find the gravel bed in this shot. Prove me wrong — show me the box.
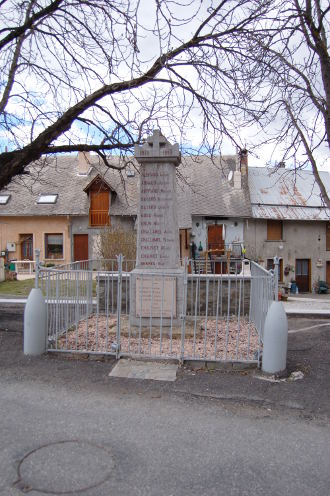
[57,314,260,361]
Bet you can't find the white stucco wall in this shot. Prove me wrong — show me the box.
[191,217,244,252]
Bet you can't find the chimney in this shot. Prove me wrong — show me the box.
[239,149,248,176]
[77,151,91,175]
[233,170,242,189]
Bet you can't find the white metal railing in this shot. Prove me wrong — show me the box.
[13,260,36,274]
[38,257,274,365]
[250,261,275,341]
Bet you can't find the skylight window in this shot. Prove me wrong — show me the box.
[0,194,10,205]
[37,194,58,204]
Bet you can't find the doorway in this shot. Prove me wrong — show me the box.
[326,261,330,286]
[295,259,310,293]
[20,234,33,260]
[207,225,224,274]
[73,234,89,262]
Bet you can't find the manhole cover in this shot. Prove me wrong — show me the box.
[16,440,114,494]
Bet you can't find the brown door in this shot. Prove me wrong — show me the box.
[74,234,89,262]
[296,259,310,293]
[90,190,109,226]
[326,262,330,286]
[208,225,224,274]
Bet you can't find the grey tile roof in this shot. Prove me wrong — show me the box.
[0,156,90,216]
[179,156,251,218]
[249,167,330,220]
[0,153,251,226]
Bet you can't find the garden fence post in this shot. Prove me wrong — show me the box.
[273,256,279,301]
[35,249,40,289]
[180,257,188,362]
[116,254,123,359]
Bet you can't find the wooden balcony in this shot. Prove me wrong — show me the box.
[89,209,110,227]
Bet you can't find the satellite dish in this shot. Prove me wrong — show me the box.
[228,171,233,181]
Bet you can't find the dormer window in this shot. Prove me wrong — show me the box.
[37,193,58,204]
[37,194,58,204]
[0,194,10,205]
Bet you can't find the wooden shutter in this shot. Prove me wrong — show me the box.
[90,190,110,226]
[267,220,283,240]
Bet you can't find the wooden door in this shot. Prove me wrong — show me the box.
[326,262,330,286]
[207,225,224,274]
[295,259,310,293]
[90,190,109,226]
[74,234,89,262]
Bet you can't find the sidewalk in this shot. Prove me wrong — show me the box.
[1,293,330,316]
[282,293,330,316]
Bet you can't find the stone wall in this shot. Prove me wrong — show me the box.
[98,275,251,318]
[186,278,251,316]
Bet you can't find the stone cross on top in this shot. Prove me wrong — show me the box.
[135,129,180,163]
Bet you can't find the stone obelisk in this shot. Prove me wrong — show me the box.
[130,130,183,326]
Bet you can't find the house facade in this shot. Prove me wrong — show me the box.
[245,166,330,291]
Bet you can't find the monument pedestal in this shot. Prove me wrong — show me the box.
[130,268,184,327]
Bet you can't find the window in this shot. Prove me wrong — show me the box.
[267,258,283,281]
[45,233,63,259]
[0,194,10,205]
[267,220,283,240]
[37,194,58,204]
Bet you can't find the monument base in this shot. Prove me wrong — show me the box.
[130,268,184,327]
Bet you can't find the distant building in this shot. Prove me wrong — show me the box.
[245,166,330,291]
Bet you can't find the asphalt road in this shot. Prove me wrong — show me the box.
[1,319,330,495]
[0,303,24,331]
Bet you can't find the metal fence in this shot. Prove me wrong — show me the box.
[39,257,274,365]
[250,262,275,340]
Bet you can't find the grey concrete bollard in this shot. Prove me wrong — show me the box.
[24,288,47,355]
[262,301,288,374]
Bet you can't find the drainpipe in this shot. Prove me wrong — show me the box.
[67,215,72,262]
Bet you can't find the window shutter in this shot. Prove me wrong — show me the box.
[267,220,282,240]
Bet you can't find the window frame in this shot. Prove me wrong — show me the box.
[37,194,58,204]
[44,233,64,260]
[0,194,11,205]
